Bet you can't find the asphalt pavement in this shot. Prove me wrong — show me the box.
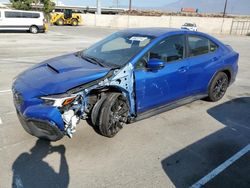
[0,26,249,188]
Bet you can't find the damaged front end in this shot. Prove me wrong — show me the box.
[15,63,135,140]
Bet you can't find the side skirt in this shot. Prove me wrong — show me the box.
[134,94,207,122]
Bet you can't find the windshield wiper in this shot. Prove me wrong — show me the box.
[80,53,107,68]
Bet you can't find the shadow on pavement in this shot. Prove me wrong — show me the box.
[161,97,250,188]
[12,139,69,188]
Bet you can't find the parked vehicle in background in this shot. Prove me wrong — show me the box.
[12,28,239,141]
[50,9,82,26]
[181,23,197,31]
[0,9,47,33]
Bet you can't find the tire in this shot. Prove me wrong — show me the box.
[98,93,129,138]
[207,72,229,102]
[29,26,38,34]
[56,18,64,26]
[91,93,109,126]
[71,19,78,26]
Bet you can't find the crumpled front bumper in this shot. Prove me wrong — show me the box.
[17,110,64,141]
[13,92,65,141]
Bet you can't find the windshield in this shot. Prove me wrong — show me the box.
[184,23,195,27]
[82,32,155,68]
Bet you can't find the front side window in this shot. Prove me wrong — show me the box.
[149,35,185,63]
[136,35,185,69]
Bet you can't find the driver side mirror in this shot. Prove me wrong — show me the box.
[147,58,165,70]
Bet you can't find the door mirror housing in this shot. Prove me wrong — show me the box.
[147,58,165,70]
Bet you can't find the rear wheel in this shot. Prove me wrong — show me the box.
[29,26,38,34]
[207,72,229,102]
[98,93,129,137]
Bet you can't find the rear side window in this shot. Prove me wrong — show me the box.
[188,36,209,57]
[22,12,40,18]
[31,13,40,18]
[5,11,40,18]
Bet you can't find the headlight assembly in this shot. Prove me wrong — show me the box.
[41,94,77,107]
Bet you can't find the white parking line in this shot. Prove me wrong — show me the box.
[0,117,2,124]
[0,89,11,93]
[190,144,250,188]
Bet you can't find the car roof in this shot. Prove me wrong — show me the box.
[121,28,183,37]
[119,28,223,47]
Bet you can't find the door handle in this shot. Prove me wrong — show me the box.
[178,66,188,73]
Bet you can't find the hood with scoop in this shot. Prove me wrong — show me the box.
[14,53,111,97]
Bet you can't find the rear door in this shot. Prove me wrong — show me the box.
[134,34,189,113]
[186,35,220,94]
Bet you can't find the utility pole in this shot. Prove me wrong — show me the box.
[129,0,132,11]
[223,0,228,17]
[97,0,101,14]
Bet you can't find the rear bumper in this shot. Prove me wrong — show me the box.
[17,111,64,141]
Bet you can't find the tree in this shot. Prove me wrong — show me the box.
[40,0,55,14]
[10,0,33,10]
[10,0,55,14]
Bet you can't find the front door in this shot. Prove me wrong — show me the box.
[134,34,189,113]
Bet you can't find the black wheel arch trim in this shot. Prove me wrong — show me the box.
[207,67,233,92]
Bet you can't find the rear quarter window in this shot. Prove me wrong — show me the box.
[210,40,218,52]
[23,12,40,18]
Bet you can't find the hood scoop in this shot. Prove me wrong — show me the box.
[47,64,60,73]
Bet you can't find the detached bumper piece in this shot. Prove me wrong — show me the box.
[17,112,64,141]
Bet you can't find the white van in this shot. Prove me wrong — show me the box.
[0,9,47,33]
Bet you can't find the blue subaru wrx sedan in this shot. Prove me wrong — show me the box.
[12,28,239,141]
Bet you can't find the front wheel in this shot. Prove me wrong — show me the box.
[71,19,78,26]
[98,93,129,137]
[56,18,64,26]
[207,72,229,102]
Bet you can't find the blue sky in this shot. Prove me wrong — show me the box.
[0,0,178,8]
[60,0,177,7]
